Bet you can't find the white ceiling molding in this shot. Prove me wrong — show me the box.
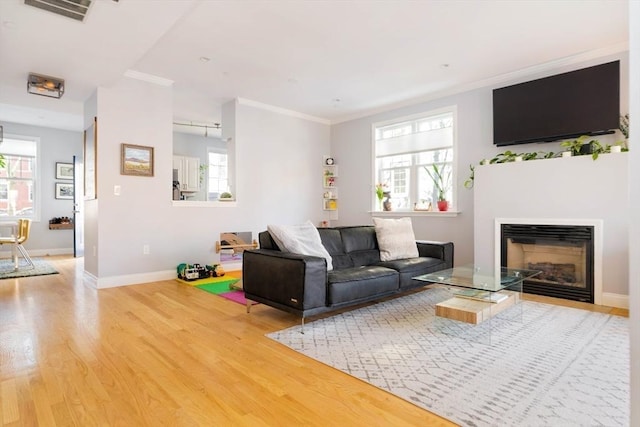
[331,42,630,125]
[124,70,174,87]
[237,98,331,125]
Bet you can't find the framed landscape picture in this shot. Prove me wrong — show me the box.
[55,182,74,200]
[121,143,154,177]
[56,162,74,180]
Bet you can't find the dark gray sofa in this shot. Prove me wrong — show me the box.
[242,225,453,321]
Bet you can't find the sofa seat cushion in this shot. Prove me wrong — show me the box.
[378,256,444,274]
[327,266,398,305]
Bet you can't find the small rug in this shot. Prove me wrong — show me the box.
[218,290,258,306]
[0,258,59,279]
[268,287,629,427]
[194,280,240,295]
[175,276,238,287]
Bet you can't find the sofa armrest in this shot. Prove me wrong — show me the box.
[242,249,328,312]
[416,240,454,268]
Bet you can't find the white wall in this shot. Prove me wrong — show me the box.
[473,153,629,305]
[83,79,330,287]
[331,51,628,267]
[628,1,639,425]
[0,121,82,255]
[84,77,174,281]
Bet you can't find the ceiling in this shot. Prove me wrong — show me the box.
[0,0,629,135]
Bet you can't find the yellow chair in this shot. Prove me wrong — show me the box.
[0,218,34,269]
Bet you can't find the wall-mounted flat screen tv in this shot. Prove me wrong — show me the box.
[493,60,620,147]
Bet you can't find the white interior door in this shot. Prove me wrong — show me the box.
[73,155,84,257]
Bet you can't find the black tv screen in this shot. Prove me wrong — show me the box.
[493,61,620,146]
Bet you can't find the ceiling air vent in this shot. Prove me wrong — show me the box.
[24,0,93,22]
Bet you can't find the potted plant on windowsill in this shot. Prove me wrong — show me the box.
[218,191,234,201]
[424,162,451,212]
[375,183,388,211]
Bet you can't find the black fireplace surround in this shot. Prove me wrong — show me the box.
[501,224,594,303]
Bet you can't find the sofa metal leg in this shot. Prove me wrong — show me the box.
[246,300,252,313]
[300,317,305,334]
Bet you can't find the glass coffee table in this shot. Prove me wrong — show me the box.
[414,265,541,326]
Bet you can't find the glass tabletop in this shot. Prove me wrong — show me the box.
[413,264,541,292]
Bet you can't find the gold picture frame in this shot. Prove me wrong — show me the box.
[121,143,154,177]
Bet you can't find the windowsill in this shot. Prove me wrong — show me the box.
[172,200,237,208]
[370,210,460,217]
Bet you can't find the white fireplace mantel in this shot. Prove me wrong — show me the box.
[474,153,629,308]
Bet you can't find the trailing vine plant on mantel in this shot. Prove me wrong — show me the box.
[464,114,630,189]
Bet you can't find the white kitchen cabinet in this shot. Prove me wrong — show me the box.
[173,155,200,192]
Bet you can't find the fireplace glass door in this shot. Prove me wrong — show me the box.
[501,224,594,303]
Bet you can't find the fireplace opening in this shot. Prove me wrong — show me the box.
[501,224,594,303]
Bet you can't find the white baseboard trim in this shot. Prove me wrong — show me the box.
[601,292,629,309]
[94,269,176,289]
[83,271,98,288]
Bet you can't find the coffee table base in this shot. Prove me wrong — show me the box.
[435,290,519,324]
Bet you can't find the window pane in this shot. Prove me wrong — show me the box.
[374,109,455,211]
[0,180,33,216]
[0,138,38,219]
[208,152,228,199]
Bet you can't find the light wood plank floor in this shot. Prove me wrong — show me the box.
[0,256,628,426]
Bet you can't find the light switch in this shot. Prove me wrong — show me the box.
[114,185,121,196]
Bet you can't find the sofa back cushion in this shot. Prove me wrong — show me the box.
[267,221,333,270]
[318,228,353,269]
[259,230,279,250]
[339,226,381,267]
[372,217,419,261]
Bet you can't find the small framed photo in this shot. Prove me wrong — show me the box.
[55,182,74,200]
[121,143,154,177]
[56,162,74,180]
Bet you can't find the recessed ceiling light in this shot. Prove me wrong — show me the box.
[440,63,450,68]
[199,56,211,63]
[287,77,298,84]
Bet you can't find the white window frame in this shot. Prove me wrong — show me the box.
[207,148,228,200]
[0,134,41,221]
[372,106,458,212]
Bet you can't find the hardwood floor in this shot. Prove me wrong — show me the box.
[0,257,628,426]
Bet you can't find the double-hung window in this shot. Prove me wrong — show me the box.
[373,107,456,211]
[207,149,228,200]
[0,136,39,219]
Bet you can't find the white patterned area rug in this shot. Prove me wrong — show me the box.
[267,287,629,427]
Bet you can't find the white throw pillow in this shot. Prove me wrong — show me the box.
[267,220,333,270]
[373,217,419,261]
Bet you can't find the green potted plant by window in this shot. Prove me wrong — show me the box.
[424,162,451,211]
[375,183,388,211]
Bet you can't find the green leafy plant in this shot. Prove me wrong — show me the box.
[424,162,451,202]
[199,164,208,185]
[488,150,519,163]
[463,164,475,189]
[560,136,628,160]
[375,183,387,202]
[219,191,233,199]
[620,113,629,139]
